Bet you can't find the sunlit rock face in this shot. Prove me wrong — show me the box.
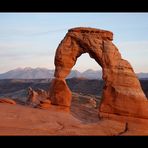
[27,87,49,107]
[0,98,16,105]
[49,27,148,119]
[49,78,72,107]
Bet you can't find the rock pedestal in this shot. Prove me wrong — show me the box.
[49,78,72,107]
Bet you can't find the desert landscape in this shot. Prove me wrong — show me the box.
[0,78,148,135]
[0,27,148,135]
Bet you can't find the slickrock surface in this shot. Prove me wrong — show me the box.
[0,103,148,135]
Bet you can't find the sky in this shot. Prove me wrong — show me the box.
[0,13,148,73]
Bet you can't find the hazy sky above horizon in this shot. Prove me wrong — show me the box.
[0,13,148,73]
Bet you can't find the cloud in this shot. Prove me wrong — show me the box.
[0,39,54,58]
[0,27,68,38]
[0,51,52,60]
[0,53,55,73]
[0,42,29,50]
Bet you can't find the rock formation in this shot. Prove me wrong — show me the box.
[49,27,148,119]
[49,78,72,106]
[0,98,16,105]
[37,99,51,109]
[27,87,50,107]
[89,98,97,108]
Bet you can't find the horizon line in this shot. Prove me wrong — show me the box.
[0,66,147,74]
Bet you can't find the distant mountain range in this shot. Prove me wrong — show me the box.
[0,67,147,79]
[136,73,148,79]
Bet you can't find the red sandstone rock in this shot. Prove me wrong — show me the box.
[0,103,128,135]
[49,78,72,107]
[0,98,16,105]
[27,87,48,107]
[49,27,148,120]
[38,99,51,109]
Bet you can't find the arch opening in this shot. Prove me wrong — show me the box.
[65,53,104,122]
[67,52,103,97]
[70,52,101,73]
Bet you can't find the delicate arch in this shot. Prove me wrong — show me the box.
[49,27,148,119]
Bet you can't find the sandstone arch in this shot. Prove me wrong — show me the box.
[49,27,148,119]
